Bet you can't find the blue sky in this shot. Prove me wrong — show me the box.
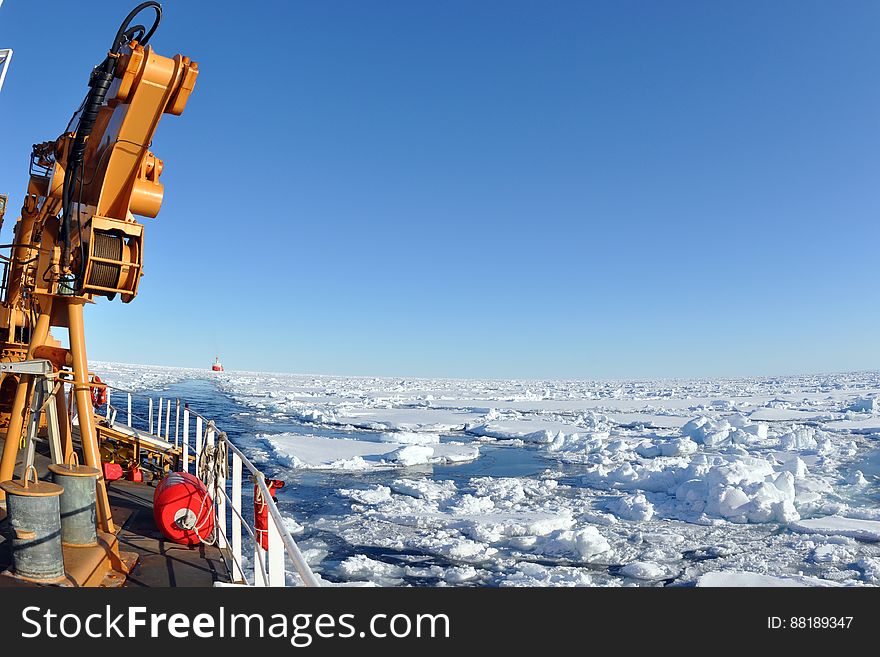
[1,1,878,380]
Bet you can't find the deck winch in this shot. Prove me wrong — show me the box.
[78,219,144,302]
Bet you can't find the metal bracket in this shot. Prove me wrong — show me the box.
[0,359,53,375]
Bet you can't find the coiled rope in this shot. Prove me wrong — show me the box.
[192,420,228,546]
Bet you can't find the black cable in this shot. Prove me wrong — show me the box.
[28,297,37,344]
[64,95,88,133]
[111,3,162,53]
[60,56,115,264]
[76,167,86,289]
[122,24,147,45]
[41,257,57,283]
[60,58,115,276]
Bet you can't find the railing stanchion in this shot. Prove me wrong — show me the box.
[156,397,163,437]
[164,398,171,442]
[195,415,203,474]
[182,405,190,473]
[231,452,244,582]
[105,389,111,420]
[148,398,153,434]
[174,399,180,448]
[254,545,266,588]
[268,513,284,587]
[127,392,132,427]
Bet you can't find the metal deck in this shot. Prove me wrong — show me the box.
[0,435,229,587]
[109,479,228,587]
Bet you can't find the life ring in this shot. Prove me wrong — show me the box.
[90,375,108,407]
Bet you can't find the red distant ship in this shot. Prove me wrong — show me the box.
[212,357,224,372]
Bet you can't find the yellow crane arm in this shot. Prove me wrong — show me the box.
[1,1,198,343]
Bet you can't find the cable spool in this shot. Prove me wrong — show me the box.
[79,217,143,302]
[88,232,124,289]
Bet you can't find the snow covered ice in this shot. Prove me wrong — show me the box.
[261,433,479,470]
[95,364,880,587]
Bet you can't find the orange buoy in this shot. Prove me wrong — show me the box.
[90,374,107,407]
[153,472,214,546]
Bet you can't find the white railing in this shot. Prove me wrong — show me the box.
[102,387,320,587]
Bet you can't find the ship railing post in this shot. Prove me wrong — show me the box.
[148,398,154,434]
[165,399,171,443]
[182,405,190,473]
[156,397,163,438]
[206,422,215,474]
[174,399,180,448]
[231,451,244,583]
[254,544,267,587]
[268,511,285,587]
[195,415,203,474]
[105,389,111,420]
[127,392,132,427]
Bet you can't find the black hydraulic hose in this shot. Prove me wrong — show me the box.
[122,24,147,44]
[111,2,162,53]
[59,2,163,282]
[60,57,115,271]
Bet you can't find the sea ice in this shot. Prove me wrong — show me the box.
[847,397,879,413]
[619,561,669,581]
[696,572,845,587]
[95,362,880,587]
[262,433,479,470]
[790,516,880,542]
[606,493,655,521]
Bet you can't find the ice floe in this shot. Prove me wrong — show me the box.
[262,433,479,470]
[790,516,880,542]
[696,572,846,587]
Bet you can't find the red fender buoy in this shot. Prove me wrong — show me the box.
[254,479,284,549]
[153,472,214,546]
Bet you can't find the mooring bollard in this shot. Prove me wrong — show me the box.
[48,453,99,547]
[0,465,65,582]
